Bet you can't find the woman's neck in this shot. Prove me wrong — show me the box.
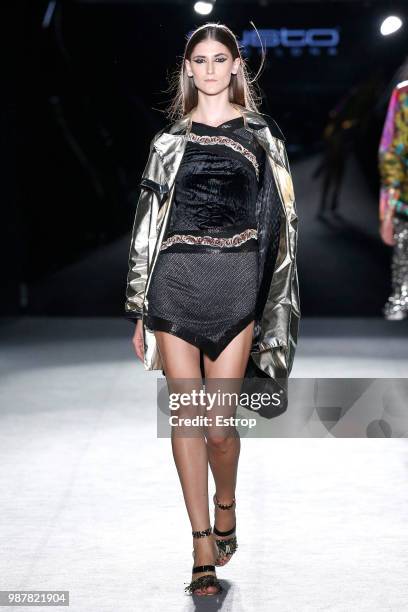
[191,102,242,127]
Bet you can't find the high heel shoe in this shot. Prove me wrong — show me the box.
[213,493,238,567]
[184,526,223,596]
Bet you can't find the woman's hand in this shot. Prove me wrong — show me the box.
[132,319,144,362]
[380,215,396,246]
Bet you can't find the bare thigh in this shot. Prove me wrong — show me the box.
[154,331,205,427]
[154,330,202,379]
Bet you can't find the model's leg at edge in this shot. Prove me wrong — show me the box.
[384,217,408,320]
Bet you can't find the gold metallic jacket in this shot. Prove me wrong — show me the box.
[125,104,300,386]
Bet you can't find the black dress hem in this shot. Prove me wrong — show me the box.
[145,310,256,361]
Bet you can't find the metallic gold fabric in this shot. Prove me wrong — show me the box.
[125,104,301,384]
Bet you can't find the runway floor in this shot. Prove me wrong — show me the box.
[0,316,407,611]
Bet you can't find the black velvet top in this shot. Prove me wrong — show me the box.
[165,117,265,235]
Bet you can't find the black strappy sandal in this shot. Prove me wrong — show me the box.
[213,493,238,567]
[184,526,223,596]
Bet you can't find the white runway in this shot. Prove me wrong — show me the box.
[0,317,407,611]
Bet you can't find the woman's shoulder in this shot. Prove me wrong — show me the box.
[149,125,169,146]
[151,113,191,141]
[244,109,286,142]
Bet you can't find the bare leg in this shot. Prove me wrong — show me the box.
[154,330,219,595]
[203,320,255,562]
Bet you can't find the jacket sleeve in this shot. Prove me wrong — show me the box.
[282,142,300,377]
[256,115,300,380]
[124,137,165,323]
[378,86,405,220]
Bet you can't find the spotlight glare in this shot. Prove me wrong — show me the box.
[380,15,403,36]
[194,2,213,16]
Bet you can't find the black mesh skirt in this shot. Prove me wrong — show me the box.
[144,225,259,360]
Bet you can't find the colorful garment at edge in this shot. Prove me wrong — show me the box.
[378,80,408,220]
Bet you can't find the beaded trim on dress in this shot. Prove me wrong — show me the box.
[187,132,260,180]
[160,227,258,251]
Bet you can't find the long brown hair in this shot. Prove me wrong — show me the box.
[164,22,266,122]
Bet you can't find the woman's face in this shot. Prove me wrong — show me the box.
[185,38,240,96]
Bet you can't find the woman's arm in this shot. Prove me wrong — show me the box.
[125,139,165,321]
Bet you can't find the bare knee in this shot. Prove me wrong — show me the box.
[206,432,235,453]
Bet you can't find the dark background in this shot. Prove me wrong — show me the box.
[5,0,408,317]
